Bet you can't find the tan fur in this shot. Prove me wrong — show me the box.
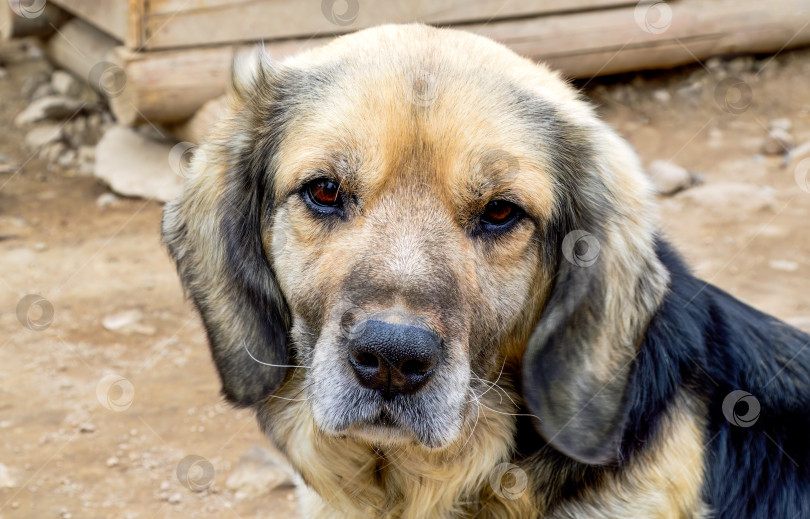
[166,24,708,518]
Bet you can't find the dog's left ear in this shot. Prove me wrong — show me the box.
[521,121,669,466]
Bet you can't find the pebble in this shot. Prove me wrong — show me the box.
[647,160,693,195]
[652,89,671,104]
[768,259,799,272]
[0,463,16,488]
[762,128,795,155]
[106,457,119,467]
[769,118,792,132]
[78,423,95,433]
[51,70,82,97]
[168,493,182,505]
[96,193,118,209]
[225,445,295,499]
[0,67,8,80]
[677,182,778,215]
[33,242,47,252]
[24,124,63,149]
[14,95,86,127]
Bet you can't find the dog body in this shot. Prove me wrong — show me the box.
[163,25,810,518]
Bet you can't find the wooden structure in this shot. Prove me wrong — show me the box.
[5,0,810,128]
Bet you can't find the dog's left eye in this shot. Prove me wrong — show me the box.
[304,178,343,210]
[480,200,521,229]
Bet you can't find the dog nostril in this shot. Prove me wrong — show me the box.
[401,359,431,375]
[354,351,379,368]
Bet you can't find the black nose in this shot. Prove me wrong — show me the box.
[348,319,442,397]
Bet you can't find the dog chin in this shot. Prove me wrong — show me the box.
[319,411,462,450]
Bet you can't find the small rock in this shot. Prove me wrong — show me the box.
[677,182,778,216]
[79,423,95,433]
[15,96,86,127]
[102,309,143,332]
[33,242,47,252]
[51,70,82,97]
[769,118,792,132]
[77,146,96,176]
[768,259,799,272]
[226,445,295,499]
[647,160,693,195]
[96,193,118,209]
[652,89,671,104]
[31,82,56,101]
[21,71,51,99]
[94,126,184,202]
[24,124,63,149]
[106,457,119,467]
[168,493,182,505]
[0,463,16,488]
[60,511,72,519]
[39,142,67,164]
[0,163,20,174]
[0,67,8,80]
[762,128,795,155]
[58,149,77,169]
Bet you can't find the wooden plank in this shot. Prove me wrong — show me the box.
[48,0,128,42]
[140,0,640,50]
[108,0,810,125]
[45,18,120,88]
[109,36,328,124]
[1,0,70,40]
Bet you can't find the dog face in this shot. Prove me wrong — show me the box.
[163,24,669,465]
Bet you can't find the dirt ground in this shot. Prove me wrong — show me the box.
[1,39,809,518]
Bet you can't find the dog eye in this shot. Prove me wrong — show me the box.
[305,178,342,208]
[480,200,521,228]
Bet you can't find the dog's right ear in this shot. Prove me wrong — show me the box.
[162,46,292,407]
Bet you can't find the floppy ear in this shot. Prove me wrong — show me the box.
[162,46,292,407]
[521,121,669,465]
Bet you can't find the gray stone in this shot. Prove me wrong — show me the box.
[769,118,793,132]
[647,160,693,195]
[94,126,184,202]
[51,70,82,97]
[762,128,795,155]
[0,463,16,488]
[15,96,86,127]
[677,182,778,215]
[226,445,295,499]
[24,124,63,149]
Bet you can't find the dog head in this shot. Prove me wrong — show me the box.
[163,24,669,465]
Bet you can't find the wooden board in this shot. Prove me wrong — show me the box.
[48,0,128,42]
[139,0,639,50]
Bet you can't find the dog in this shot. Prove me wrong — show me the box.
[162,24,810,518]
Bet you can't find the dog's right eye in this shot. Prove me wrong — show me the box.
[303,178,343,213]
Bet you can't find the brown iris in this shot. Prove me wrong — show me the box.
[481,200,517,226]
[307,179,341,207]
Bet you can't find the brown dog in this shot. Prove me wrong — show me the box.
[163,24,810,518]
